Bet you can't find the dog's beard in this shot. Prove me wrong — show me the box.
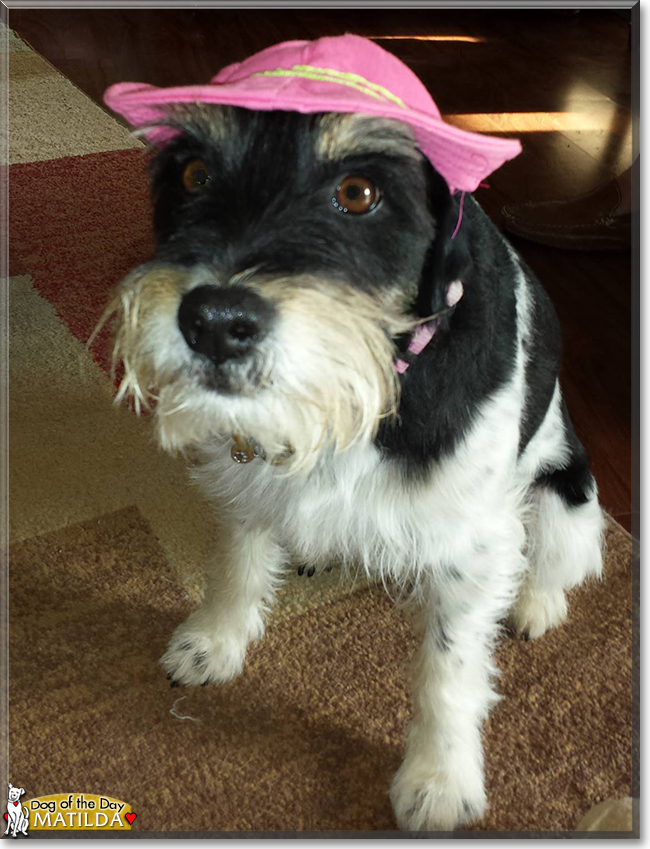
[95,265,414,473]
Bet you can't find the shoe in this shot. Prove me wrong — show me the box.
[501,178,632,251]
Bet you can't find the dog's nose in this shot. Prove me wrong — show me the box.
[178,285,272,366]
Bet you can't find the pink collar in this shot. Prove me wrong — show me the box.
[395,320,439,374]
[395,280,463,373]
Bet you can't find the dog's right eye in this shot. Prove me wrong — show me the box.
[182,159,211,193]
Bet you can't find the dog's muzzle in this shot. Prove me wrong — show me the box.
[177,284,274,367]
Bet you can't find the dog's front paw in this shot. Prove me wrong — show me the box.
[161,610,251,686]
[509,581,567,639]
[390,756,487,832]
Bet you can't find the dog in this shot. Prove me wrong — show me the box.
[5,784,29,837]
[100,36,604,831]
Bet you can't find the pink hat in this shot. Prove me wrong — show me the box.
[104,34,521,193]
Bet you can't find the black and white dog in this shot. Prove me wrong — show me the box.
[102,104,604,830]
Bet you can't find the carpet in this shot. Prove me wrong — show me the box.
[8,510,633,834]
[5,23,634,834]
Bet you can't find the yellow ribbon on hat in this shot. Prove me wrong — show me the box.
[250,64,407,108]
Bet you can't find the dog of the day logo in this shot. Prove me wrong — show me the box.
[4,784,29,838]
[4,786,136,834]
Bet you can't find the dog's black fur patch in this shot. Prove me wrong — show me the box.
[149,107,433,300]
[535,398,595,507]
[378,189,519,472]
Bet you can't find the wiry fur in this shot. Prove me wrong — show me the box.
[317,112,425,163]
[101,103,605,831]
[101,264,413,470]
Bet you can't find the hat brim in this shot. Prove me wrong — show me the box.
[105,79,521,194]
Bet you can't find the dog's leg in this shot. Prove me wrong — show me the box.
[510,482,604,639]
[161,517,285,685]
[511,398,604,639]
[391,517,524,831]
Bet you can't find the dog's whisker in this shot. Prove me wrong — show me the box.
[159,397,193,417]
[86,301,118,352]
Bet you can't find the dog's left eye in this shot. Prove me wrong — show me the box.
[332,176,381,214]
[182,159,212,193]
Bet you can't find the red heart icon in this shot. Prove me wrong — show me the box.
[3,813,7,821]
[125,813,136,825]
[13,802,19,807]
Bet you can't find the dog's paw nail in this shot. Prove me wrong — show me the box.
[166,672,172,680]
[170,679,180,688]
[201,679,210,687]
[297,565,305,576]
[523,631,530,641]
[307,566,315,577]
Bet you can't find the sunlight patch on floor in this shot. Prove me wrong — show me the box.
[366,35,485,43]
[443,108,630,135]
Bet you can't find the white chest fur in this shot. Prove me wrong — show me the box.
[191,374,524,584]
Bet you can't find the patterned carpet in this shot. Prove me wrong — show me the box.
[6,24,634,834]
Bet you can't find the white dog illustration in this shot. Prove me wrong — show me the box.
[4,784,29,837]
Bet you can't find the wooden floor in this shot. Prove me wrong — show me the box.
[10,8,636,533]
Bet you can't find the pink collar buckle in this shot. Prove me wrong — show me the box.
[395,280,463,374]
[395,319,439,374]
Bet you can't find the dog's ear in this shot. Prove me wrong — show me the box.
[19,789,25,797]
[415,163,472,318]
